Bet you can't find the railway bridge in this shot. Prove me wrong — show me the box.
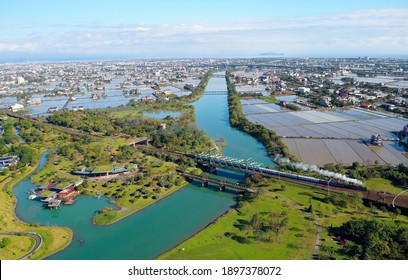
[137,146,408,210]
[178,171,255,193]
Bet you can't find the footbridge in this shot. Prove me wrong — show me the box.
[204,91,228,95]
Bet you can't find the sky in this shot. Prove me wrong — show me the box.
[0,0,408,61]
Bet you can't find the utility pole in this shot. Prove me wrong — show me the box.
[327,178,332,196]
[383,185,386,204]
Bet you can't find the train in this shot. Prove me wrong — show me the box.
[189,154,367,192]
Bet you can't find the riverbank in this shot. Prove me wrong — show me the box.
[158,179,316,260]
[180,70,217,102]
[28,147,193,226]
[0,153,73,260]
[154,207,234,260]
[226,70,291,160]
[158,175,408,260]
[91,178,189,225]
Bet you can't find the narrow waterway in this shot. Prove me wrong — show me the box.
[13,152,235,259]
[12,73,272,259]
[194,73,274,167]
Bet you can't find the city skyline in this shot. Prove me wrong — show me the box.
[1,0,408,62]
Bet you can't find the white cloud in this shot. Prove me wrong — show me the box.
[2,8,408,57]
[0,42,38,52]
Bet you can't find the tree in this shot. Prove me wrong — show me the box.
[308,203,314,213]
[390,208,401,221]
[351,161,360,169]
[249,213,262,231]
[0,237,11,248]
[339,219,408,260]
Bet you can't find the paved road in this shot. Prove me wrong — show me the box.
[0,232,43,260]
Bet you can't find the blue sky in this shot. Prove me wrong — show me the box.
[1,0,408,60]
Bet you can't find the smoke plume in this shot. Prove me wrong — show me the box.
[274,155,364,186]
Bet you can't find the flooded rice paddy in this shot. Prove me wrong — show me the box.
[242,100,408,166]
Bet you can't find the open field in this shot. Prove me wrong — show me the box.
[282,138,408,166]
[158,180,316,260]
[242,104,408,166]
[159,177,408,260]
[242,100,283,115]
[246,108,405,139]
[0,235,34,259]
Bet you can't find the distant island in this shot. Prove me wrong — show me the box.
[260,52,284,56]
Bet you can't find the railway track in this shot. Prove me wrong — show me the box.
[254,170,408,209]
[138,146,408,209]
[6,112,100,138]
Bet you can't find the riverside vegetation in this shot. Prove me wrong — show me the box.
[159,176,408,260]
[0,71,215,258]
[0,118,72,260]
[0,103,212,258]
[226,71,291,159]
[1,70,408,260]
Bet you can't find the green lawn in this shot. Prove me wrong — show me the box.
[0,235,34,260]
[158,180,318,260]
[92,178,188,225]
[365,178,407,196]
[159,176,408,260]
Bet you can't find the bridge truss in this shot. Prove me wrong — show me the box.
[203,91,228,95]
[196,148,264,173]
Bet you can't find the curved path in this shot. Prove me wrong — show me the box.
[0,232,43,260]
[311,218,321,260]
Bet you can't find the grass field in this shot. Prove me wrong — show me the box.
[365,178,408,196]
[159,176,408,260]
[0,235,34,259]
[159,179,318,260]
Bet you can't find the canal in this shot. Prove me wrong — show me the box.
[12,72,272,259]
[194,73,274,167]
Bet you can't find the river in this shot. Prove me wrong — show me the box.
[12,72,272,259]
[194,73,274,167]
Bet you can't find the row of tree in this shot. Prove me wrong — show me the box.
[339,219,408,259]
[347,163,408,186]
[179,70,214,102]
[226,71,291,158]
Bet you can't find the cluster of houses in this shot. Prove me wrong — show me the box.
[370,134,383,146]
[0,156,19,170]
[0,59,210,112]
[28,179,84,208]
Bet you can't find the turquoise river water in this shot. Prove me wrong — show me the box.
[12,73,273,259]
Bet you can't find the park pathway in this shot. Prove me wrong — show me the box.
[0,232,43,259]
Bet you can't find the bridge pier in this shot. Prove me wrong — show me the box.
[208,166,217,174]
[245,173,254,180]
[201,181,209,187]
[219,185,226,192]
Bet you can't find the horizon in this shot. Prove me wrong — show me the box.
[2,55,408,65]
[1,0,408,62]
